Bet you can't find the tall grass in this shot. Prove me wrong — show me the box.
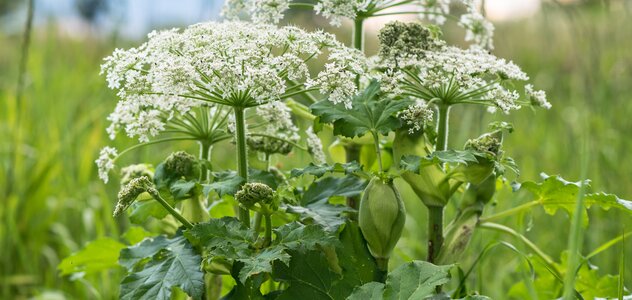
[0,3,630,299]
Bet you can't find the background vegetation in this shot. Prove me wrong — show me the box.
[1,1,630,299]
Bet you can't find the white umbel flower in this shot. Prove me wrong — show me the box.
[96,146,118,183]
[525,84,551,109]
[306,127,326,164]
[458,1,495,49]
[101,21,366,142]
[419,0,451,25]
[398,100,434,133]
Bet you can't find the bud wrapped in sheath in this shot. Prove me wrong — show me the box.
[359,177,406,259]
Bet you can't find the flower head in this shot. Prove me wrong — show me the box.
[101,21,366,142]
[525,84,551,109]
[458,1,495,49]
[114,176,153,217]
[247,101,300,155]
[96,146,118,183]
[235,182,275,209]
[397,100,434,134]
[120,164,154,186]
[306,127,326,164]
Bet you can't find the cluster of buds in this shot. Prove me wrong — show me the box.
[235,182,278,215]
[113,176,154,217]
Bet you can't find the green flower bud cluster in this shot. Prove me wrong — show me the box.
[164,151,201,180]
[114,176,153,217]
[235,182,277,214]
[120,164,154,186]
[358,177,406,260]
[247,136,292,155]
[464,132,502,157]
[378,21,444,62]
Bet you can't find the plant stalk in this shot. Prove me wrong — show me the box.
[234,107,251,227]
[147,189,193,229]
[371,131,383,173]
[183,142,212,223]
[427,205,444,263]
[264,214,272,248]
[375,257,389,283]
[427,105,450,263]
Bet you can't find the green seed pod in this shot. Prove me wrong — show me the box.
[454,131,503,185]
[359,177,406,260]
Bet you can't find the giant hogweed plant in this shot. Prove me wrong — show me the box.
[59,1,632,299]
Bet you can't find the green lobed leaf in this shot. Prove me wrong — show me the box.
[290,161,363,178]
[301,176,367,205]
[311,80,413,138]
[285,202,353,231]
[128,190,175,224]
[273,222,340,252]
[203,173,245,197]
[518,173,632,226]
[347,261,453,300]
[119,235,170,270]
[58,237,125,277]
[170,179,200,199]
[234,247,290,284]
[273,222,378,299]
[399,150,483,173]
[185,217,257,258]
[119,233,204,300]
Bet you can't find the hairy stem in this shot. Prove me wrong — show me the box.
[436,105,450,151]
[184,142,212,223]
[147,189,193,229]
[344,143,361,211]
[234,107,251,227]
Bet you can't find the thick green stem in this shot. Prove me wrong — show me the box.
[427,105,450,263]
[436,105,450,151]
[234,107,251,227]
[371,131,383,173]
[263,214,273,248]
[344,143,361,210]
[147,189,193,229]
[427,206,444,263]
[253,212,263,232]
[375,257,389,283]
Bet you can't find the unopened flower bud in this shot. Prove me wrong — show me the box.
[378,21,444,62]
[359,177,406,260]
[120,164,154,186]
[114,176,152,217]
[164,151,200,180]
[235,182,275,210]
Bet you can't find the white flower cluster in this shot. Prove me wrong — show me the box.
[256,101,300,142]
[525,84,551,109]
[101,21,366,142]
[458,0,495,49]
[306,127,326,164]
[397,100,434,133]
[383,45,534,114]
[418,0,451,25]
[96,146,117,183]
[314,0,372,27]
[223,0,291,23]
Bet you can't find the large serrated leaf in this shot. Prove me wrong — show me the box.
[347,261,453,300]
[58,237,125,277]
[302,176,367,205]
[285,202,353,231]
[119,233,204,300]
[311,80,412,138]
[518,173,632,226]
[273,222,340,252]
[185,217,257,258]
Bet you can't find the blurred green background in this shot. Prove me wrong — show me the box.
[1,0,631,299]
